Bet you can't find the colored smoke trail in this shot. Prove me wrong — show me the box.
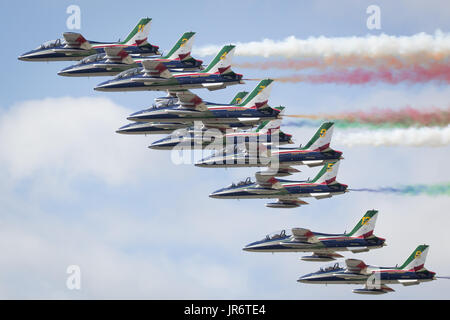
[285,106,450,128]
[194,31,450,59]
[333,126,450,147]
[351,182,450,196]
[273,63,450,85]
[234,55,450,71]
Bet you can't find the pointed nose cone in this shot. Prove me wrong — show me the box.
[94,80,112,92]
[297,273,313,283]
[57,65,75,77]
[148,139,169,150]
[242,241,258,252]
[18,52,32,61]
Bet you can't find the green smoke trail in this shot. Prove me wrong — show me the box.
[285,107,450,129]
[351,182,450,196]
[284,119,415,129]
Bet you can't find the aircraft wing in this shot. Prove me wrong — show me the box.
[291,228,319,243]
[176,91,208,112]
[347,246,370,253]
[104,47,135,64]
[265,197,309,208]
[255,171,284,189]
[345,258,368,273]
[398,279,421,286]
[63,32,92,50]
[353,284,395,294]
[311,192,332,200]
[272,165,301,177]
[141,60,174,78]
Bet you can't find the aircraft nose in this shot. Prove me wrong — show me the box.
[18,53,31,61]
[57,65,75,77]
[148,139,169,150]
[94,80,111,91]
[297,275,310,283]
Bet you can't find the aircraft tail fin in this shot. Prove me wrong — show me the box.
[256,119,282,134]
[301,122,335,151]
[121,18,152,46]
[163,32,196,61]
[310,160,340,185]
[347,210,379,238]
[398,245,430,272]
[202,45,236,74]
[238,79,274,109]
[229,91,249,105]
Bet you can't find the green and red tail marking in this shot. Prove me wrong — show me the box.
[238,79,274,109]
[202,45,235,74]
[121,18,152,46]
[162,32,196,60]
[398,245,430,271]
[301,122,334,151]
[346,210,379,238]
[310,160,340,185]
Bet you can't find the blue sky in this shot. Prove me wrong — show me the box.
[1,0,450,299]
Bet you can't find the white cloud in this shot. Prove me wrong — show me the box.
[0,96,164,186]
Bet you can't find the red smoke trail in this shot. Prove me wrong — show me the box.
[285,106,450,127]
[274,62,450,84]
[234,54,450,71]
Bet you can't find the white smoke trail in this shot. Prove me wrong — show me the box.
[194,30,450,59]
[334,125,450,147]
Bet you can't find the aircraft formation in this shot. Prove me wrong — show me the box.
[19,17,446,295]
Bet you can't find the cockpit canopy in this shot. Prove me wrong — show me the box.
[263,230,288,241]
[79,53,106,65]
[318,262,344,273]
[37,39,65,50]
[229,177,253,188]
[116,67,143,79]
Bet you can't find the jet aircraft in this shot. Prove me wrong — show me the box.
[243,210,385,261]
[18,18,158,61]
[196,122,342,172]
[94,45,243,92]
[125,79,282,128]
[298,245,438,294]
[116,91,250,135]
[58,32,201,77]
[148,119,293,150]
[209,160,348,208]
